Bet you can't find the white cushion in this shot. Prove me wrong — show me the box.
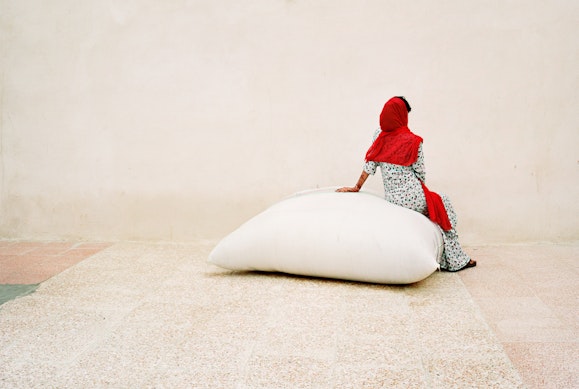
[208,188,443,284]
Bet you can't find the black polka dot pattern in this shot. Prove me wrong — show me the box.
[364,129,471,271]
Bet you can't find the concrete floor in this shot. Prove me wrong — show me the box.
[0,241,577,388]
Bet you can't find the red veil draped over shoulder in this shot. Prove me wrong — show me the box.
[365,97,452,231]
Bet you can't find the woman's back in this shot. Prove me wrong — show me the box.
[364,129,427,214]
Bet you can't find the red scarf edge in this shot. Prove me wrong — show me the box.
[420,181,452,231]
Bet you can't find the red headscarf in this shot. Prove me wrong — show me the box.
[365,97,423,166]
[365,97,452,231]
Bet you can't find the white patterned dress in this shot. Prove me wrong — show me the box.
[363,129,471,271]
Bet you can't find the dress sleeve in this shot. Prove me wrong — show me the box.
[362,129,382,175]
[412,143,426,182]
[364,161,378,175]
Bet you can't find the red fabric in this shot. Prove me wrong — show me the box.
[421,181,452,231]
[365,97,423,166]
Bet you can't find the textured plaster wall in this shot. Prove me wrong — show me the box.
[0,0,577,244]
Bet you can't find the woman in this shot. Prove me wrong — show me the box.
[337,96,476,271]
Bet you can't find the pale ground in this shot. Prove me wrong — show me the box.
[0,241,577,388]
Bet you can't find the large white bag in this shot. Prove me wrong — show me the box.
[208,189,442,284]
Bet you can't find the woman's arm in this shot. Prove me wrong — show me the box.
[412,143,426,182]
[337,130,379,193]
[336,171,369,192]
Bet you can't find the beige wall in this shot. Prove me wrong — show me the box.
[1,0,577,244]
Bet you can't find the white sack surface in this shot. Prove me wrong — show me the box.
[209,189,443,284]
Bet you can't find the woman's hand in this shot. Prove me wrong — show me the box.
[336,171,368,193]
[336,186,360,192]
